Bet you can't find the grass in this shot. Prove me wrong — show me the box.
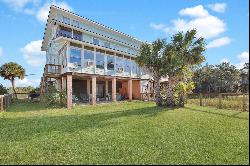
[188,95,249,112]
[0,100,249,165]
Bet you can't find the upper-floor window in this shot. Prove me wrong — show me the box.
[84,50,94,67]
[127,48,131,54]
[84,50,94,60]
[58,26,71,38]
[104,41,110,48]
[70,48,81,66]
[73,30,82,41]
[72,20,79,27]
[96,52,105,69]
[93,38,99,45]
[63,16,70,24]
[107,55,115,70]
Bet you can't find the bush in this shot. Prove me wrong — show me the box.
[0,84,8,95]
[40,85,66,107]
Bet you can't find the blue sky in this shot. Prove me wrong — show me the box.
[0,0,249,87]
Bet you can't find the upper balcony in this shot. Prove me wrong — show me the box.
[55,25,139,56]
[44,64,62,77]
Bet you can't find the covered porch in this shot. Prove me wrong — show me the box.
[62,73,141,108]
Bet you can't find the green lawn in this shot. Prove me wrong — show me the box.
[0,100,249,165]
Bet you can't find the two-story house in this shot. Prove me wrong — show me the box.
[41,5,152,108]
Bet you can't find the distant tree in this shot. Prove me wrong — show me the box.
[240,62,249,92]
[215,62,240,93]
[7,86,37,94]
[0,62,25,97]
[192,62,241,93]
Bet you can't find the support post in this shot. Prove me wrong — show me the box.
[0,96,3,111]
[112,77,116,102]
[243,93,246,112]
[199,93,202,106]
[105,80,109,96]
[218,93,222,109]
[66,74,72,109]
[91,76,96,105]
[87,79,91,97]
[61,76,64,91]
[128,79,133,101]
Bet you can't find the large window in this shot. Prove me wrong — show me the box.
[84,50,94,60]
[93,38,99,45]
[96,52,104,69]
[84,50,94,66]
[116,57,124,73]
[107,56,115,70]
[70,48,81,66]
[124,59,131,73]
[131,61,138,75]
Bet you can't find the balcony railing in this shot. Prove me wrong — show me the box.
[44,64,61,75]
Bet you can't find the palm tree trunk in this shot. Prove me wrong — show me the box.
[154,75,162,106]
[11,78,17,99]
[166,77,177,107]
[178,92,185,107]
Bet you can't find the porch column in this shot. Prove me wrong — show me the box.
[61,76,64,91]
[105,80,109,96]
[91,76,96,105]
[87,79,91,96]
[128,79,133,101]
[66,73,72,109]
[112,77,116,102]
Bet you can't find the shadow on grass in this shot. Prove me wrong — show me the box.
[185,106,249,120]
[1,103,171,142]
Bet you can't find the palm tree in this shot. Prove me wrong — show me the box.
[136,29,205,107]
[164,29,206,106]
[136,39,169,106]
[0,62,25,98]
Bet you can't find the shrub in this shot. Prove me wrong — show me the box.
[40,85,66,107]
[0,84,8,95]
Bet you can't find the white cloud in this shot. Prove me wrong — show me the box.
[208,3,227,13]
[0,47,3,57]
[36,1,73,23]
[23,8,35,15]
[150,23,166,30]
[235,51,249,69]
[220,58,229,63]
[238,51,249,62]
[206,37,231,48]
[16,78,40,87]
[151,5,226,39]
[1,0,72,23]
[21,40,46,67]
[179,5,209,17]
[0,0,39,11]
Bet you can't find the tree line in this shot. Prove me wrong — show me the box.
[192,62,249,94]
